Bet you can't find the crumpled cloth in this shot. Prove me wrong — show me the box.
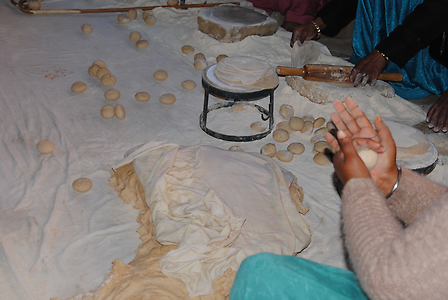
[116,141,311,298]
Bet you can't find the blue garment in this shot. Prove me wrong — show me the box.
[230,253,368,300]
[351,0,448,99]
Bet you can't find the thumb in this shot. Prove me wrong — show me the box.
[337,130,358,157]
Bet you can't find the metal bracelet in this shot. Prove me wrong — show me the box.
[375,49,389,65]
[386,166,401,199]
[311,20,321,40]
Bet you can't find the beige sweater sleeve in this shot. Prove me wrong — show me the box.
[342,172,448,300]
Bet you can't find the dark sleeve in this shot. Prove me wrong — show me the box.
[315,0,358,37]
[375,0,448,68]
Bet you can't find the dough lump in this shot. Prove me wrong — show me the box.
[279,104,294,120]
[129,31,141,41]
[144,16,157,25]
[142,11,153,19]
[101,104,115,118]
[313,117,325,128]
[159,94,176,105]
[300,121,314,134]
[216,54,228,63]
[127,9,137,20]
[96,68,111,80]
[105,89,120,101]
[81,23,93,34]
[194,53,206,61]
[327,121,336,131]
[229,145,243,151]
[277,121,292,133]
[231,103,245,112]
[72,178,92,193]
[136,40,149,49]
[303,116,315,122]
[181,80,196,90]
[153,70,168,81]
[181,45,195,55]
[71,82,87,93]
[93,60,107,68]
[314,141,331,154]
[250,121,266,132]
[276,150,294,162]
[118,14,130,25]
[88,64,100,77]
[289,117,304,131]
[28,1,40,10]
[167,0,179,5]
[261,143,276,157]
[314,127,328,136]
[37,140,55,154]
[194,58,208,71]
[273,129,289,142]
[101,74,116,86]
[287,143,305,155]
[313,152,331,166]
[135,92,150,102]
[358,149,378,170]
[114,104,126,120]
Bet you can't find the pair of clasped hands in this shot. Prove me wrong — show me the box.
[325,97,400,197]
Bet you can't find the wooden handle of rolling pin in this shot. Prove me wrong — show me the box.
[377,72,403,82]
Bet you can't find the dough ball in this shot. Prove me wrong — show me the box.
[104,89,120,101]
[194,53,206,61]
[250,121,266,133]
[118,14,130,24]
[272,129,289,142]
[167,0,179,5]
[129,31,141,41]
[72,178,92,193]
[135,92,150,102]
[314,127,328,136]
[81,23,93,34]
[136,40,149,49]
[287,143,305,155]
[314,141,332,154]
[159,93,176,105]
[28,1,40,10]
[96,68,111,80]
[93,60,107,68]
[358,149,378,170]
[181,45,195,55]
[300,121,314,134]
[142,11,153,19]
[232,103,245,112]
[101,104,115,118]
[276,150,294,162]
[101,74,116,86]
[326,121,336,131]
[181,80,196,90]
[229,145,243,151]
[153,70,168,81]
[310,135,326,144]
[277,121,292,133]
[88,64,100,77]
[313,152,331,166]
[127,9,137,20]
[37,140,55,154]
[313,117,325,128]
[289,116,304,131]
[279,104,294,120]
[114,104,126,120]
[216,54,228,63]
[261,143,276,157]
[71,81,87,93]
[303,116,315,122]
[144,15,157,25]
[194,58,208,71]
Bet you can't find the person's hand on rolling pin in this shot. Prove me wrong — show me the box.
[325,98,399,197]
[349,50,389,87]
[427,89,448,132]
[290,17,326,47]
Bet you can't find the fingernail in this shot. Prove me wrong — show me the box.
[376,115,382,122]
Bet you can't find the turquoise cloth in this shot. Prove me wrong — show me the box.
[230,253,368,300]
[350,0,448,99]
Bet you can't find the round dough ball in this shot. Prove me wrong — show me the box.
[303,116,315,122]
[181,80,196,90]
[289,117,304,131]
[251,121,266,133]
[144,15,157,25]
[88,64,100,77]
[314,127,328,136]
[143,11,153,18]
[194,58,208,71]
[287,143,305,155]
[93,60,107,68]
[71,81,87,93]
[28,1,40,10]
[127,9,137,20]
[300,121,314,134]
[261,143,276,157]
[358,149,378,170]
[96,68,111,80]
[118,14,131,24]
[81,23,93,34]
[135,92,150,102]
[101,104,115,118]
[136,40,149,49]
[229,145,243,151]
[153,70,168,81]
[194,53,206,61]
[37,140,55,154]
[272,129,289,143]
[314,141,332,153]
[276,150,294,162]
[232,103,245,112]
[313,152,331,166]
[104,89,120,101]
[167,0,179,5]
[279,104,294,120]
[129,31,141,41]
[159,93,176,105]
[277,121,292,133]
[114,104,126,120]
[72,178,92,193]
[216,54,228,63]
[182,45,195,55]
[101,74,116,86]
[313,117,326,128]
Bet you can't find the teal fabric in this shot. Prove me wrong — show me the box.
[350,0,448,99]
[230,253,368,300]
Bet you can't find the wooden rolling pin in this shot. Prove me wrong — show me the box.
[276,65,403,83]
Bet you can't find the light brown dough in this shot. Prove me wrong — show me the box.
[216,54,228,63]
[326,121,336,131]
[135,92,150,102]
[144,15,157,25]
[129,31,141,41]
[71,82,87,93]
[101,104,115,118]
[118,14,131,25]
[276,150,294,162]
[250,121,266,132]
[276,121,292,133]
[142,11,153,19]
[153,70,168,81]
[279,104,294,120]
[96,68,111,80]
[289,117,304,131]
[127,9,137,20]
[194,58,208,71]
[287,143,305,155]
[136,40,149,49]
[358,149,378,170]
[101,74,116,86]
[314,141,331,154]
[167,0,179,5]
[313,152,331,166]
[81,23,93,34]
[159,94,176,105]
[37,140,55,154]
[72,178,93,193]
[28,1,40,10]
[105,89,120,101]
[88,64,100,77]
[115,105,126,120]
[181,80,196,90]
[93,60,107,68]
[181,45,195,55]
[231,103,245,112]
[194,53,206,61]
[300,121,314,134]
[313,117,325,128]
[303,116,315,122]
[313,127,328,136]
[260,143,276,157]
[229,145,243,151]
[310,135,326,144]
[272,129,289,142]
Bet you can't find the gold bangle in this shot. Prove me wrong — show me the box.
[375,49,389,64]
[311,20,321,40]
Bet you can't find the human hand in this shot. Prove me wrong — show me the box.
[349,50,388,87]
[426,89,448,132]
[290,23,318,47]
